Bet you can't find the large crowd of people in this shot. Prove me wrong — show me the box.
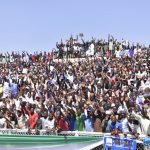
[0,35,150,138]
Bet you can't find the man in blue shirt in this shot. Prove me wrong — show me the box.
[66,110,76,131]
[11,80,18,98]
[109,115,122,133]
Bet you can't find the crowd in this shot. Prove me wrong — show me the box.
[0,35,150,138]
[54,34,148,59]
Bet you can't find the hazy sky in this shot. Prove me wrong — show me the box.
[0,0,150,52]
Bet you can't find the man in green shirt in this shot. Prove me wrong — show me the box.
[76,110,85,131]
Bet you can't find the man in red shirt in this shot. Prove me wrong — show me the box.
[23,107,38,129]
[58,115,69,131]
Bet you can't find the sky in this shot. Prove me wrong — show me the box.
[0,0,150,52]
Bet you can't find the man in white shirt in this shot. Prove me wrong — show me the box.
[2,79,10,99]
[25,92,34,104]
[86,42,94,56]
[47,113,55,130]
[132,109,150,136]
[41,112,55,131]
[41,111,49,129]
[128,115,142,135]
[67,72,74,83]
[120,113,129,133]
[136,93,145,110]
[115,50,121,58]
[0,112,6,128]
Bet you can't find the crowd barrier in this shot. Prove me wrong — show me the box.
[0,129,149,150]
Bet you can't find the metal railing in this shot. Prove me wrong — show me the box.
[0,129,146,138]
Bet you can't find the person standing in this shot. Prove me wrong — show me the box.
[22,106,38,129]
